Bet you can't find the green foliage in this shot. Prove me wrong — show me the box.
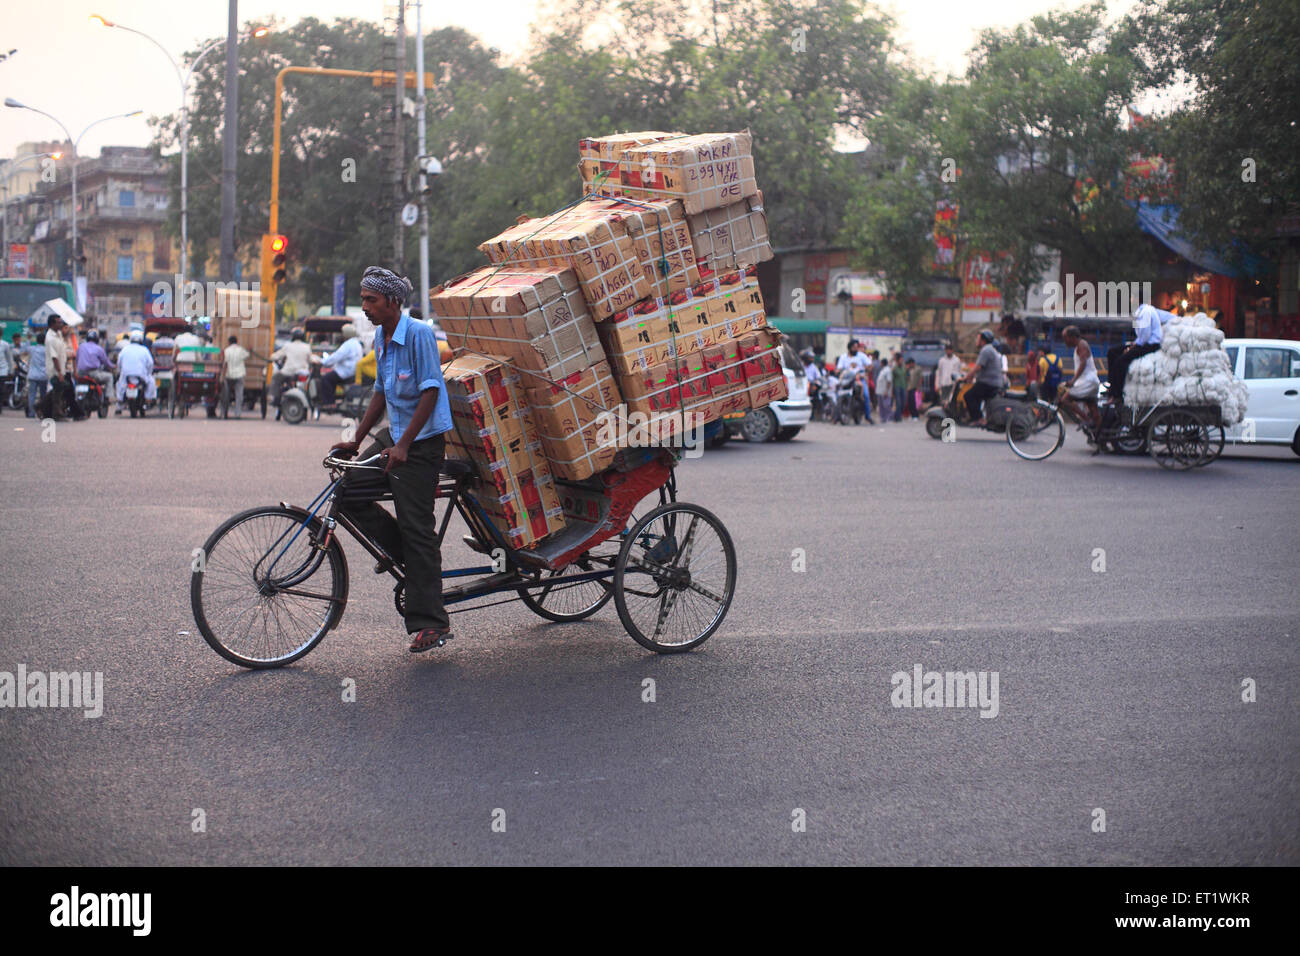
[159,1,901,309]
[1123,0,1300,257]
[841,2,1157,311]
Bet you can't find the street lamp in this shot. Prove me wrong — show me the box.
[3,98,141,303]
[1,149,63,277]
[91,16,270,314]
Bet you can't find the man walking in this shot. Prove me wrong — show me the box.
[222,335,250,418]
[891,354,907,421]
[936,343,963,405]
[43,316,71,420]
[329,267,455,654]
[875,358,893,423]
[24,331,47,418]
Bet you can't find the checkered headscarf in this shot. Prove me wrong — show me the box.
[360,266,414,304]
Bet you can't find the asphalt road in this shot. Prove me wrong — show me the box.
[1,409,1296,865]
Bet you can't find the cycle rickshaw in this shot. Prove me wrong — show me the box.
[1005,391,1226,469]
[190,442,737,668]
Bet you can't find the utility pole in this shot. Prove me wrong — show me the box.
[414,0,429,313]
[391,0,406,271]
[219,0,238,282]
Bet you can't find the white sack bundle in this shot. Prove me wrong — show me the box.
[1116,311,1248,424]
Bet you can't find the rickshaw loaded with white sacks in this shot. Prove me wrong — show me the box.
[1005,308,1249,468]
[191,130,787,666]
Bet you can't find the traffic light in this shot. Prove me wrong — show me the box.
[260,233,288,300]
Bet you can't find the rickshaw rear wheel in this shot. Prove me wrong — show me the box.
[518,553,617,623]
[614,502,736,654]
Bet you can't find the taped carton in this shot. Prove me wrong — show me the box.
[433,266,605,382]
[523,360,623,481]
[687,192,773,270]
[617,131,759,215]
[478,213,649,320]
[579,130,684,193]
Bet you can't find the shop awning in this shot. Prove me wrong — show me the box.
[768,317,831,334]
[1134,203,1268,278]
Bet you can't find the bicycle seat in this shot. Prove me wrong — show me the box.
[441,458,473,478]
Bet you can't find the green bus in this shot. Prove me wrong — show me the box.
[0,277,76,342]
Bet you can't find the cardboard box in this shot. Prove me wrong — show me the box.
[739,329,789,407]
[579,131,684,194]
[566,198,700,298]
[432,266,606,382]
[687,192,773,271]
[711,265,768,339]
[442,354,567,549]
[476,467,566,552]
[598,297,678,375]
[617,131,759,215]
[478,213,650,321]
[523,360,623,481]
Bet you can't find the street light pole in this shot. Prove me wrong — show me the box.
[91,16,267,311]
[3,99,139,306]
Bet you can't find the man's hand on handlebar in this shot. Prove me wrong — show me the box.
[329,439,360,459]
[381,444,407,474]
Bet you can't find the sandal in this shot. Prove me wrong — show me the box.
[409,627,453,653]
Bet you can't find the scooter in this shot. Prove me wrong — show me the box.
[925,381,1028,439]
[124,374,149,418]
[277,367,315,425]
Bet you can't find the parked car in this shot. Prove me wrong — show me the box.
[1222,338,1300,455]
[721,341,812,444]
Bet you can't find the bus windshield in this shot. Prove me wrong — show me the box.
[0,280,72,323]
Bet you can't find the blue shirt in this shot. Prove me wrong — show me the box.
[373,313,452,445]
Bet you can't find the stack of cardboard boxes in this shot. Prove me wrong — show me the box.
[432,129,784,552]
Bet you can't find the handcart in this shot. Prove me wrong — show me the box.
[170,345,222,419]
[190,445,737,668]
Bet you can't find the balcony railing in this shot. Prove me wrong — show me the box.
[83,204,168,222]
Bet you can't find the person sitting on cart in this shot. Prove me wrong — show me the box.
[329,266,455,654]
[961,329,1003,426]
[270,328,313,411]
[1059,325,1102,451]
[318,323,364,406]
[1106,303,1172,405]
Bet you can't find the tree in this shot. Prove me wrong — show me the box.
[1123,0,1300,257]
[842,2,1156,312]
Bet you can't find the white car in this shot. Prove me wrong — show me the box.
[1222,338,1300,455]
[725,342,812,443]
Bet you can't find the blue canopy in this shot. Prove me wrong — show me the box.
[1133,203,1268,278]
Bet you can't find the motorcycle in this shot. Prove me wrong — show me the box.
[74,375,110,419]
[835,369,867,425]
[3,363,25,411]
[925,381,1029,439]
[277,367,315,425]
[124,374,149,419]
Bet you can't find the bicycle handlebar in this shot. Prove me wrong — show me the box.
[322,452,384,470]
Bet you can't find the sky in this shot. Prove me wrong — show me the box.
[0,0,1135,159]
